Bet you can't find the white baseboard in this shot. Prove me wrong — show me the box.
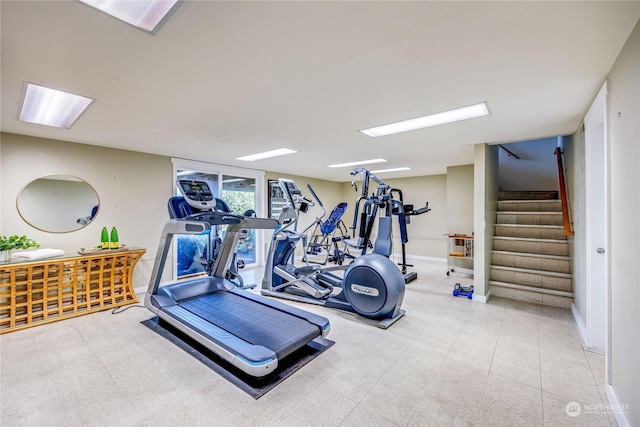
[392,253,447,263]
[134,286,147,295]
[472,288,490,304]
[605,383,631,427]
[571,302,589,348]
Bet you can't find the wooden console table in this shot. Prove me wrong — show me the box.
[0,249,145,334]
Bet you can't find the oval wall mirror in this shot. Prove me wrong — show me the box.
[17,174,100,233]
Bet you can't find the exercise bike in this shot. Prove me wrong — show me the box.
[261,178,406,329]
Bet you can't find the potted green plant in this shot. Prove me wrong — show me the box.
[0,235,40,262]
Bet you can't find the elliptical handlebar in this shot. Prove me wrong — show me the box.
[306,184,324,208]
[302,184,327,234]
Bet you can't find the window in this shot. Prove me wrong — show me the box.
[171,159,265,280]
[222,175,257,265]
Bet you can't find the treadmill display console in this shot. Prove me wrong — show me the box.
[178,180,217,210]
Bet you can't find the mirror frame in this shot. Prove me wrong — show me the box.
[16,174,100,234]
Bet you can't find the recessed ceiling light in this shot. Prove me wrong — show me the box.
[236,148,297,161]
[79,0,182,34]
[327,158,387,168]
[370,167,411,174]
[360,102,490,137]
[18,83,94,129]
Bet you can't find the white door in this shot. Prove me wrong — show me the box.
[584,82,609,355]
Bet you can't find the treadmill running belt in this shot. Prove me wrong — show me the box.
[178,292,320,359]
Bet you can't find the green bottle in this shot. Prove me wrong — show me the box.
[110,227,119,249]
[101,227,109,249]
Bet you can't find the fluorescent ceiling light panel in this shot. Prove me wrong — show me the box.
[370,167,411,174]
[327,158,387,168]
[79,0,180,34]
[18,83,94,129]
[236,148,297,161]
[360,102,490,137]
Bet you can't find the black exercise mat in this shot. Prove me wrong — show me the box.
[141,317,334,399]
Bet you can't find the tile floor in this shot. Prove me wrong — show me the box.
[0,260,615,427]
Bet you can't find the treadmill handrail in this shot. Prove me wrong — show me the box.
[148,216,280,295]
[210,217,279,278]
[182,211,243,226]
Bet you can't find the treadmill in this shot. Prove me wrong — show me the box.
[145,180,331,378]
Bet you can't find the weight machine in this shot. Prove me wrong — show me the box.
[348,168,431,283]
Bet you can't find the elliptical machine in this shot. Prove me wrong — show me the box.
[261,178,406,329]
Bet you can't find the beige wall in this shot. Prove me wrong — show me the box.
[446,164,475,271]
[607,19,639,427]
[0,133,173,288]
[263,172,455,262]
[447,165,474,236]
[1,134,473,292]
[340,174,450,260]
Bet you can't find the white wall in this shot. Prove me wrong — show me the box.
[473,143,499,301]
[565,129,587,335]
[566,20,640,426]
[606,19,639,427]
[499,137,560,192]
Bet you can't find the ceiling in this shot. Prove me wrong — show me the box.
[2,1,638,182]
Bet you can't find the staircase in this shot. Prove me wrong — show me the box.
[489,191,573,308]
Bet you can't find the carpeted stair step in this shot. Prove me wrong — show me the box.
[490,265,572,293]
[496,211,563,226]
[489,281,572,308]
[495,224,566,240]
[497,199,562,213]
[492,250,570,274]
[498,191,559,201]
[492,192,572,308]
[493,236,569,256]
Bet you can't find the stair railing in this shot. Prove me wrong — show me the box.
[499,144,520,159]
[554,147,574,236]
